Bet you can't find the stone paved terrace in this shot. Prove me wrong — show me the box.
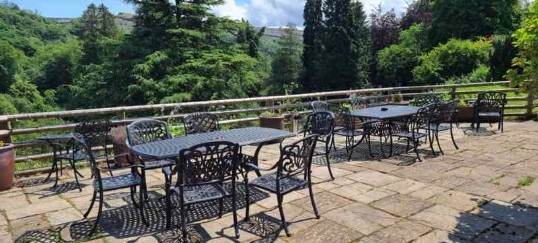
[2,121,538,242]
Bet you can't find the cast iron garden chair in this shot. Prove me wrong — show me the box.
[126,119,175,200]
[303,111,335,180]
[244,135,319,236]
[75,130,148,236]
[473,91,507,133]
[164,141,240,241]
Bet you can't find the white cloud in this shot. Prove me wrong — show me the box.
[213,0,409,27]
[212,0,248,21]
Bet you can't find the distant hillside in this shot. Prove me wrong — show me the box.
[259,27,303,41]
[48,12,135,32]
[0,4,69,55]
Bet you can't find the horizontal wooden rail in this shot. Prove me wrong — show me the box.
[6,80,538,174]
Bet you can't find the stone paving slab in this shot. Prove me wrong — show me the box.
[3,121,538,242]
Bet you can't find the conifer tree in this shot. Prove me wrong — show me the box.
[302,0,323,91]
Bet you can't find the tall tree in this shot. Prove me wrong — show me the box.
[429,0,521,45]
[97,4,118,37]
[370,7,400,86]
[269,23,302,94]
[320,0,370,90]
[400,0,432,30]
[302,0,323,91]
[78,3,118,64]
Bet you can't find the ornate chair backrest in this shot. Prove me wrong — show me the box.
[183,112,219,135]
[276,135,318,183]
[311,101,329,113]
[411,105,435,133]
[175,141,239,187]
[304,111,335,136]
[476,92,507,113]
[73,133,104,189]
[74,119,111,149]
[412,93,440,107]
[432,100,458,124]
[126,119,172,147]
[349,96,370,110]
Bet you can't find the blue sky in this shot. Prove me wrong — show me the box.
[10,0,135,17]
[10,0,408,26]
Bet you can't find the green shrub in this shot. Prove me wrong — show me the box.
[412,39,492,85]
[447,65,491,84]
[376,24,426,87]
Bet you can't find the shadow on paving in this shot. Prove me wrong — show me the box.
[314,139,440,166]
[15,183,272,243]
[441,200,538,242]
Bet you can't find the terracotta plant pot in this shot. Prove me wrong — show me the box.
[456,106,475,122]
[259,116,285,130]
[0,144,15,190]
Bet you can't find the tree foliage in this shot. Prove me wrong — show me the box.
[507,1,538,93]
[369,7,400,86]
[400,0,431,30]
[268,24,302,95]
[412,39,492,85]
[377,24,427,87]
[429,0,521,45]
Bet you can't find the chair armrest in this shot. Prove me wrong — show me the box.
[245,162,277,172]
[162,166,173,176]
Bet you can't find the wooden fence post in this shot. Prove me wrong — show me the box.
[527,90,536,119]
[450,87,457,100]
[0,116,12,143]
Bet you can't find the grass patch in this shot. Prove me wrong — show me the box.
[517,176,535,188]
[487,173,507,186]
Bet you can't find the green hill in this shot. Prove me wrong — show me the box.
[0,4,69,56]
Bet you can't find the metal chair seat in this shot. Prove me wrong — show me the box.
[478,112,502,117]
[144,159,175,170]
[393,131,428,139]
[334,129,363,137]
[56,151,86,161]
[172,184,232,204]
[250,172,307,194]
[94,172,142,191]
[421,124,450,132]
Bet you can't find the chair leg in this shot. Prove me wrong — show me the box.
[71,161,82,192]
[435,130,443,155]
[60,159,63,176]
[307,180,320,219]
[84,190,97,219]
[130,186,140,208]
[218,198,224,218]
[389,134,393,157]
[244,174,251,221]
[325,140,334,180]
[232,181,239,238]
[406,139,410,153]
[165,185,172,229]
[88,191,104,236]
[181,202,188,243]
[367,136,374,158]
[139,185,149,226]
[53,161,59,188]
[450,123,459,150]
[413,139,422,162]
[429,130,436,156]
[277,194,290,236]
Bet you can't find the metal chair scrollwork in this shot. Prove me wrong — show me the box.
[183,112,219,135]
[164,141,240,241]
[311,101,329,112]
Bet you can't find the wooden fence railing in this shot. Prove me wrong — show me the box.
[2,81,536,174]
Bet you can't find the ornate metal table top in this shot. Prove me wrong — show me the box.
[350,105,420,120]
[130,127,294,160]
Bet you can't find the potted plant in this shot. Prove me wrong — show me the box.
[456,99,476,122]
[389,92,409,105]
[0,141,15,190]
[259,111,285,130]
